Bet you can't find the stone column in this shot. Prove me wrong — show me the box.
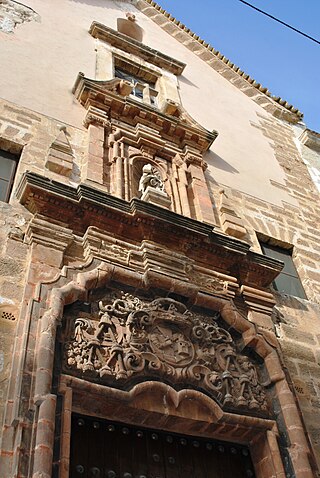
[32,394,57,478]
[0,216,73,478]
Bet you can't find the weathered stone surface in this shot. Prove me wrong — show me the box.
[0,0,39,33]
[0,1,319,477]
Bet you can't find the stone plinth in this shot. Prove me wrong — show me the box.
[141,186,171,209]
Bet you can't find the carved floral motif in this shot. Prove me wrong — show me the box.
[63,294,268,413]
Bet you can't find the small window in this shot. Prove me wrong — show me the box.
[0,150,18,202]
[115,68,158,107]
[260,242,307,299]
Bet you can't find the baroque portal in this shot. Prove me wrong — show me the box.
[61,292,268,415]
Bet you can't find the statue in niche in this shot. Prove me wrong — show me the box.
[138,164,164,195]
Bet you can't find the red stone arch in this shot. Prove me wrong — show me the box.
[2,260,313,478]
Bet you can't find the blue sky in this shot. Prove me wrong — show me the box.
[158,0,320,132]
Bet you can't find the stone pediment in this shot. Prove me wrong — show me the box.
[89,22,186,76]
[62,294,269,415]
[73,73,218,153]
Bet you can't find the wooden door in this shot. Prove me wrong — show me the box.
[70,414,256,478]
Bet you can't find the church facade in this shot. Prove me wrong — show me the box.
[0,1,320,477]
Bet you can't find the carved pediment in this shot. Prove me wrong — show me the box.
[62,292,268,415]
[72,73,218,153]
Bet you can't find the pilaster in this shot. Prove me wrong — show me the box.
[184,148,216,225]
[83,107,111,185]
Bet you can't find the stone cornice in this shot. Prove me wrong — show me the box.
[73,74,218,153]
[136,0,303,123]
[16,172,284,288]
[299,129,320,152]
[89,22,186,76]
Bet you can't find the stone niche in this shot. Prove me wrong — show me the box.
[58,286,269,417]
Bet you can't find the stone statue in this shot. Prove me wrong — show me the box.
[138,164,164,195]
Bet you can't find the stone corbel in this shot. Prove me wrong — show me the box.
[82,226,132,265]
[83,105,111,129]
[183,147,208,171]
[25,215,73,268]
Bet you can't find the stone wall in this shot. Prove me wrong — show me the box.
[208,110,320,468]
[1,92,320,475]
[0,201,30,428]
[0,98,87,428]
[0,0,320,475]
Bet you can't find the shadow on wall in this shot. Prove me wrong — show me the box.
[206,150,240,174]
[202,168,220,225]
[178,76,199,89]
[274,292,309,313]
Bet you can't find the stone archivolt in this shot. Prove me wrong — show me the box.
[63,294,268,414]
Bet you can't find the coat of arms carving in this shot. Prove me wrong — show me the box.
[63,293,268,414]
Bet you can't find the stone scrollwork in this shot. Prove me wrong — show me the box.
[63,294,268,413]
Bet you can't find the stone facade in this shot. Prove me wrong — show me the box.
[0,1,320,477]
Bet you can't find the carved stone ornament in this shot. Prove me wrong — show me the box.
[63,294,268,414]
[138,164,164,194]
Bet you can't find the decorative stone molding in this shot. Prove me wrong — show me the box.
[82,227,132,264]
[73,73,218,154]
[1,259,314,478]
[25,214,73,252]
[182,147,208,171]
[16,172,284,288]
[0,0,39,33]
[117,12,143,42]
[190,266,238,299]
[89,22,186,75]
[62,293,268,414]
[241,285,276,316]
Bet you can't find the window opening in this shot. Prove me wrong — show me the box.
[260,241,307,299]
[0,149,18,202]
[115,68,158,106]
